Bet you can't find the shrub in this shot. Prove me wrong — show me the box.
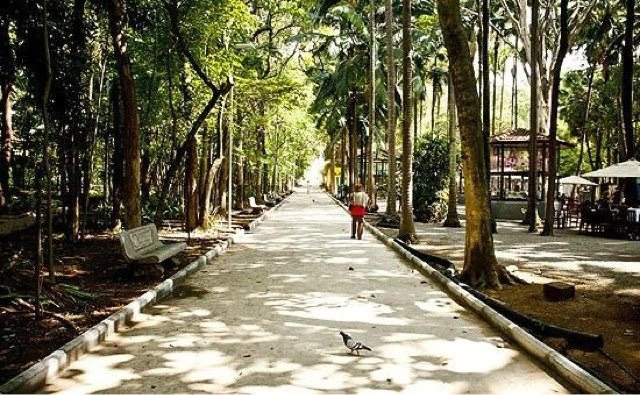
[412,135,450,222]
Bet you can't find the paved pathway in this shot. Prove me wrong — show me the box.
[41,189,570,394]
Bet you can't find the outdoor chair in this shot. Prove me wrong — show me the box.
[626,209,640,240]
[566,200,581,228]
[553,200,566,228]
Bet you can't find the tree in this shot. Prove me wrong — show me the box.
[443,79,460,227]
[0,10,15,207]
[384,0,398,217]
[107,0,141,229]
[398,0,418,242]
[542,0,569,236]
[436,0,513,288]
[621,0,637,205]
[525,0,540,232]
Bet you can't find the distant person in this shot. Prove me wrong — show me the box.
[348,183,370,240]
[597,190,611,210]
[306,180,310,194]
[612,186,623,205]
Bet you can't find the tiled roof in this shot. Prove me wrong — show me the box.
[490,128,575,147]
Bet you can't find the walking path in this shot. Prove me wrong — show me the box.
[41,189,570,394]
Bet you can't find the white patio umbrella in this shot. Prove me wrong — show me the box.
[582,159,640,178]
[559,175,597,186]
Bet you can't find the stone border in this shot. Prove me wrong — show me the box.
[329,194,615,394]
[0,195,291,394]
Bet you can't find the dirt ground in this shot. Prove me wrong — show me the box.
[1,208,639,392]
[0,213,259,386]
[372,214,640,393]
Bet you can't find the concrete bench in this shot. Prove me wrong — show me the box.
[119,224,186,265]
[248,196,267,213]
[262,194,276,207]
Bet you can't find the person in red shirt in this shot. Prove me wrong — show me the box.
[348,183,370,240]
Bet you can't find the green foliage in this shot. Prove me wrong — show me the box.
[412,134,450,222]
[560,63,640,171]
[142,195,182,223]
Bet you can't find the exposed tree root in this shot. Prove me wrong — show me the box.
[14,298,79,335]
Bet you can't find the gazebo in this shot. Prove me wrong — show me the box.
[478,128,576,219]
[490,128,575,200]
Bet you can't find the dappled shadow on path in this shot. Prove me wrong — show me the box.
[40,191,567,394]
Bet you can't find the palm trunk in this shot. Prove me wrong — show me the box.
[443,79,461,227]
[398,0,418,242]
[491,38,499,135]
[42,0,54,283]
[526,0,540,232]
[384,0,397,216]
[622,0,636,205]
[368,0,376,197]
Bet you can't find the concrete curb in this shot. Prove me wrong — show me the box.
[329,194,615,394]
[244,195,289,231]
[0,194,291,394]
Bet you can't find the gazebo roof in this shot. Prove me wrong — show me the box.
[490,128,575,148]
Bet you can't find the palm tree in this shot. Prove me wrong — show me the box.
[436,0,513,288]
[384,0,397,217]
[398,0,418,242]
[443,78,460,227]
[526,0,539,233]
[622,0,636,205]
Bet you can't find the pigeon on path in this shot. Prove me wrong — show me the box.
[339,331,372,355]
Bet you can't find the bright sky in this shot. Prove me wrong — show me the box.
[303,155,325,186]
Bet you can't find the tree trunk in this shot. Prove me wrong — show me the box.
[42,0,54,283]
[107,0,141,229]
[185,135,199,231]
[236,112,244,209]
[491,37,499,135]
[367,0,376,198]
[200,157,223,229]
[155,88,229,222]
[198,125,209,220]
[111,82,123,229]
[481,0,495,234]
[398,0,418,242]
[511,36,518,129]
[82,55,108,237]
[348,90,357,191]
[622,0,636,205]
[0,15,15,207]
[575,65,594,176]
[443,79,461,227]
[385,0,397,216]
[526,0,540,232]
[437,0,512,289]
[340,126,346,196]
[431,59,438,135]
[542,0,568,236]
[499,56,506,127]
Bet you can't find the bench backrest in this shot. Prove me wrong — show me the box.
[119,224,162,260]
